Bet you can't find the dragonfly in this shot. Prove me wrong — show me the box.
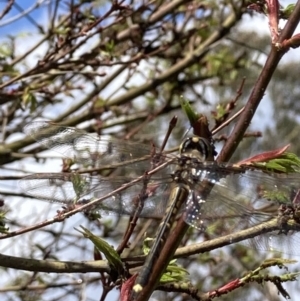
[20,122,300,277]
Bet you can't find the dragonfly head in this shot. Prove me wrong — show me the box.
[179,136,213,162]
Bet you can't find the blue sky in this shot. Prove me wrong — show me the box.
[0,0,54,33]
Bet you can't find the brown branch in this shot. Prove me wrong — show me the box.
[218,0,300,163]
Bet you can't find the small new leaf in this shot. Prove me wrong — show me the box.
[237,145,300,173]
[280,3,295,19]
[252,153,300,173]
[22,88,37,113]
[261,258,297,269]
[159,260,189,284]
[0,211,9,233]
[262,190,290,203]
[180,97,199,125]
[142,237,153,256]
[71,174,88,197]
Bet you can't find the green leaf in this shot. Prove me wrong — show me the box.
[281,4,295,19]
[0,42,12,57]
[262,190,290,203]
[105,40,115,53]
[159,260,189,284]
[261,258,297,269]
[214,103,227,120]
[180,97,200,125]
[141,237,189,284]
[0,211,9,234]
[252,152,300,173]
[22,88,37,113]
[142,237,153,256]
[76,226,125,275]
[70,173,89,197]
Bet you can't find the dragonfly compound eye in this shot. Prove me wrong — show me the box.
[179,136,211,161]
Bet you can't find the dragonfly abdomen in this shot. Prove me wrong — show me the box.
[132,184,189,294]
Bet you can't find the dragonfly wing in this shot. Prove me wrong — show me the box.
[21,120,177,217]
[239,228,300,256]
[95,181,170,218]
[185,167,300,254]
[24,121,161,170]
[19,172,171,218]
[19,173,103,204]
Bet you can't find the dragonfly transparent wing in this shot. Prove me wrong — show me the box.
[24,121,161,171]
[184,167,300,255]
[19,172,172,218]
[21,121,180,218]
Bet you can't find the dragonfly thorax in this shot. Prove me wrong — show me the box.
[173,136,214,187]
